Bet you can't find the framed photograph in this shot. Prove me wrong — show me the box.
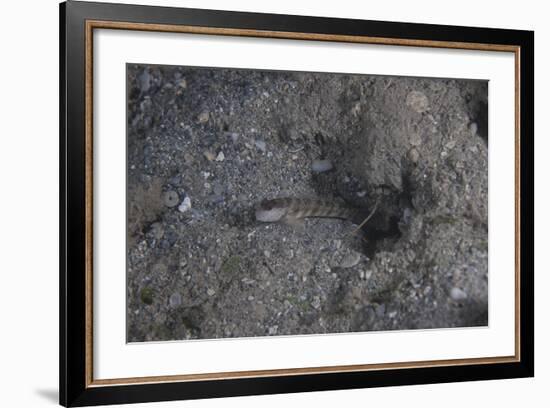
[60,1,534,406]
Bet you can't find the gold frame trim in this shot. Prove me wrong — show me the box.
[84,20,521,388]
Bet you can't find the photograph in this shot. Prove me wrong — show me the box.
[126,63,489,342]
[55,1,535,405]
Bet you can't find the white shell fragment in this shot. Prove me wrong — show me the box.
[255,140,267,152]
[450,287,468,301]
[215,151,225,161]
[178,196,192,213]
[311,159,333,173]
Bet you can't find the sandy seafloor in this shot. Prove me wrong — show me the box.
[126,63,488,342]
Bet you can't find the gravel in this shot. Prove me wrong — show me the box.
[126,64,488,342]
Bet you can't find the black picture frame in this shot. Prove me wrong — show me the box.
[60,1,534,406]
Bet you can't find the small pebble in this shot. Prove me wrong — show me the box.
[450,287,468,301]
[208,194,224,204]
[268,326,278,335]
[408,148,420,163]
[183,153,194,164]
[406,90,429,113]
[311,296,321,310]
[178,196,192,213]
[140,287,153,305]
[311,159,333,173]
[163,190,179,207]
[351,102,361,116]
[215,151,225,161]
[339,251,361,268]
[168,175,181,186]
[139,70,151,92]
[375,304,386,317]
[169,293,182,308]
[151,222,164,240]
[152,263,167,276]
[203,150,216,161]
[469,122,478,136]
[197,111,209,123]
[207,288,216,297]
[226,132,239,142]
[255,140,267,152]
[356,190,367,198]
[247,295,255,301]
[445,140,456,150]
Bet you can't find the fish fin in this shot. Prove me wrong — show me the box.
[283,215,305,229]
[350,203,378,230]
